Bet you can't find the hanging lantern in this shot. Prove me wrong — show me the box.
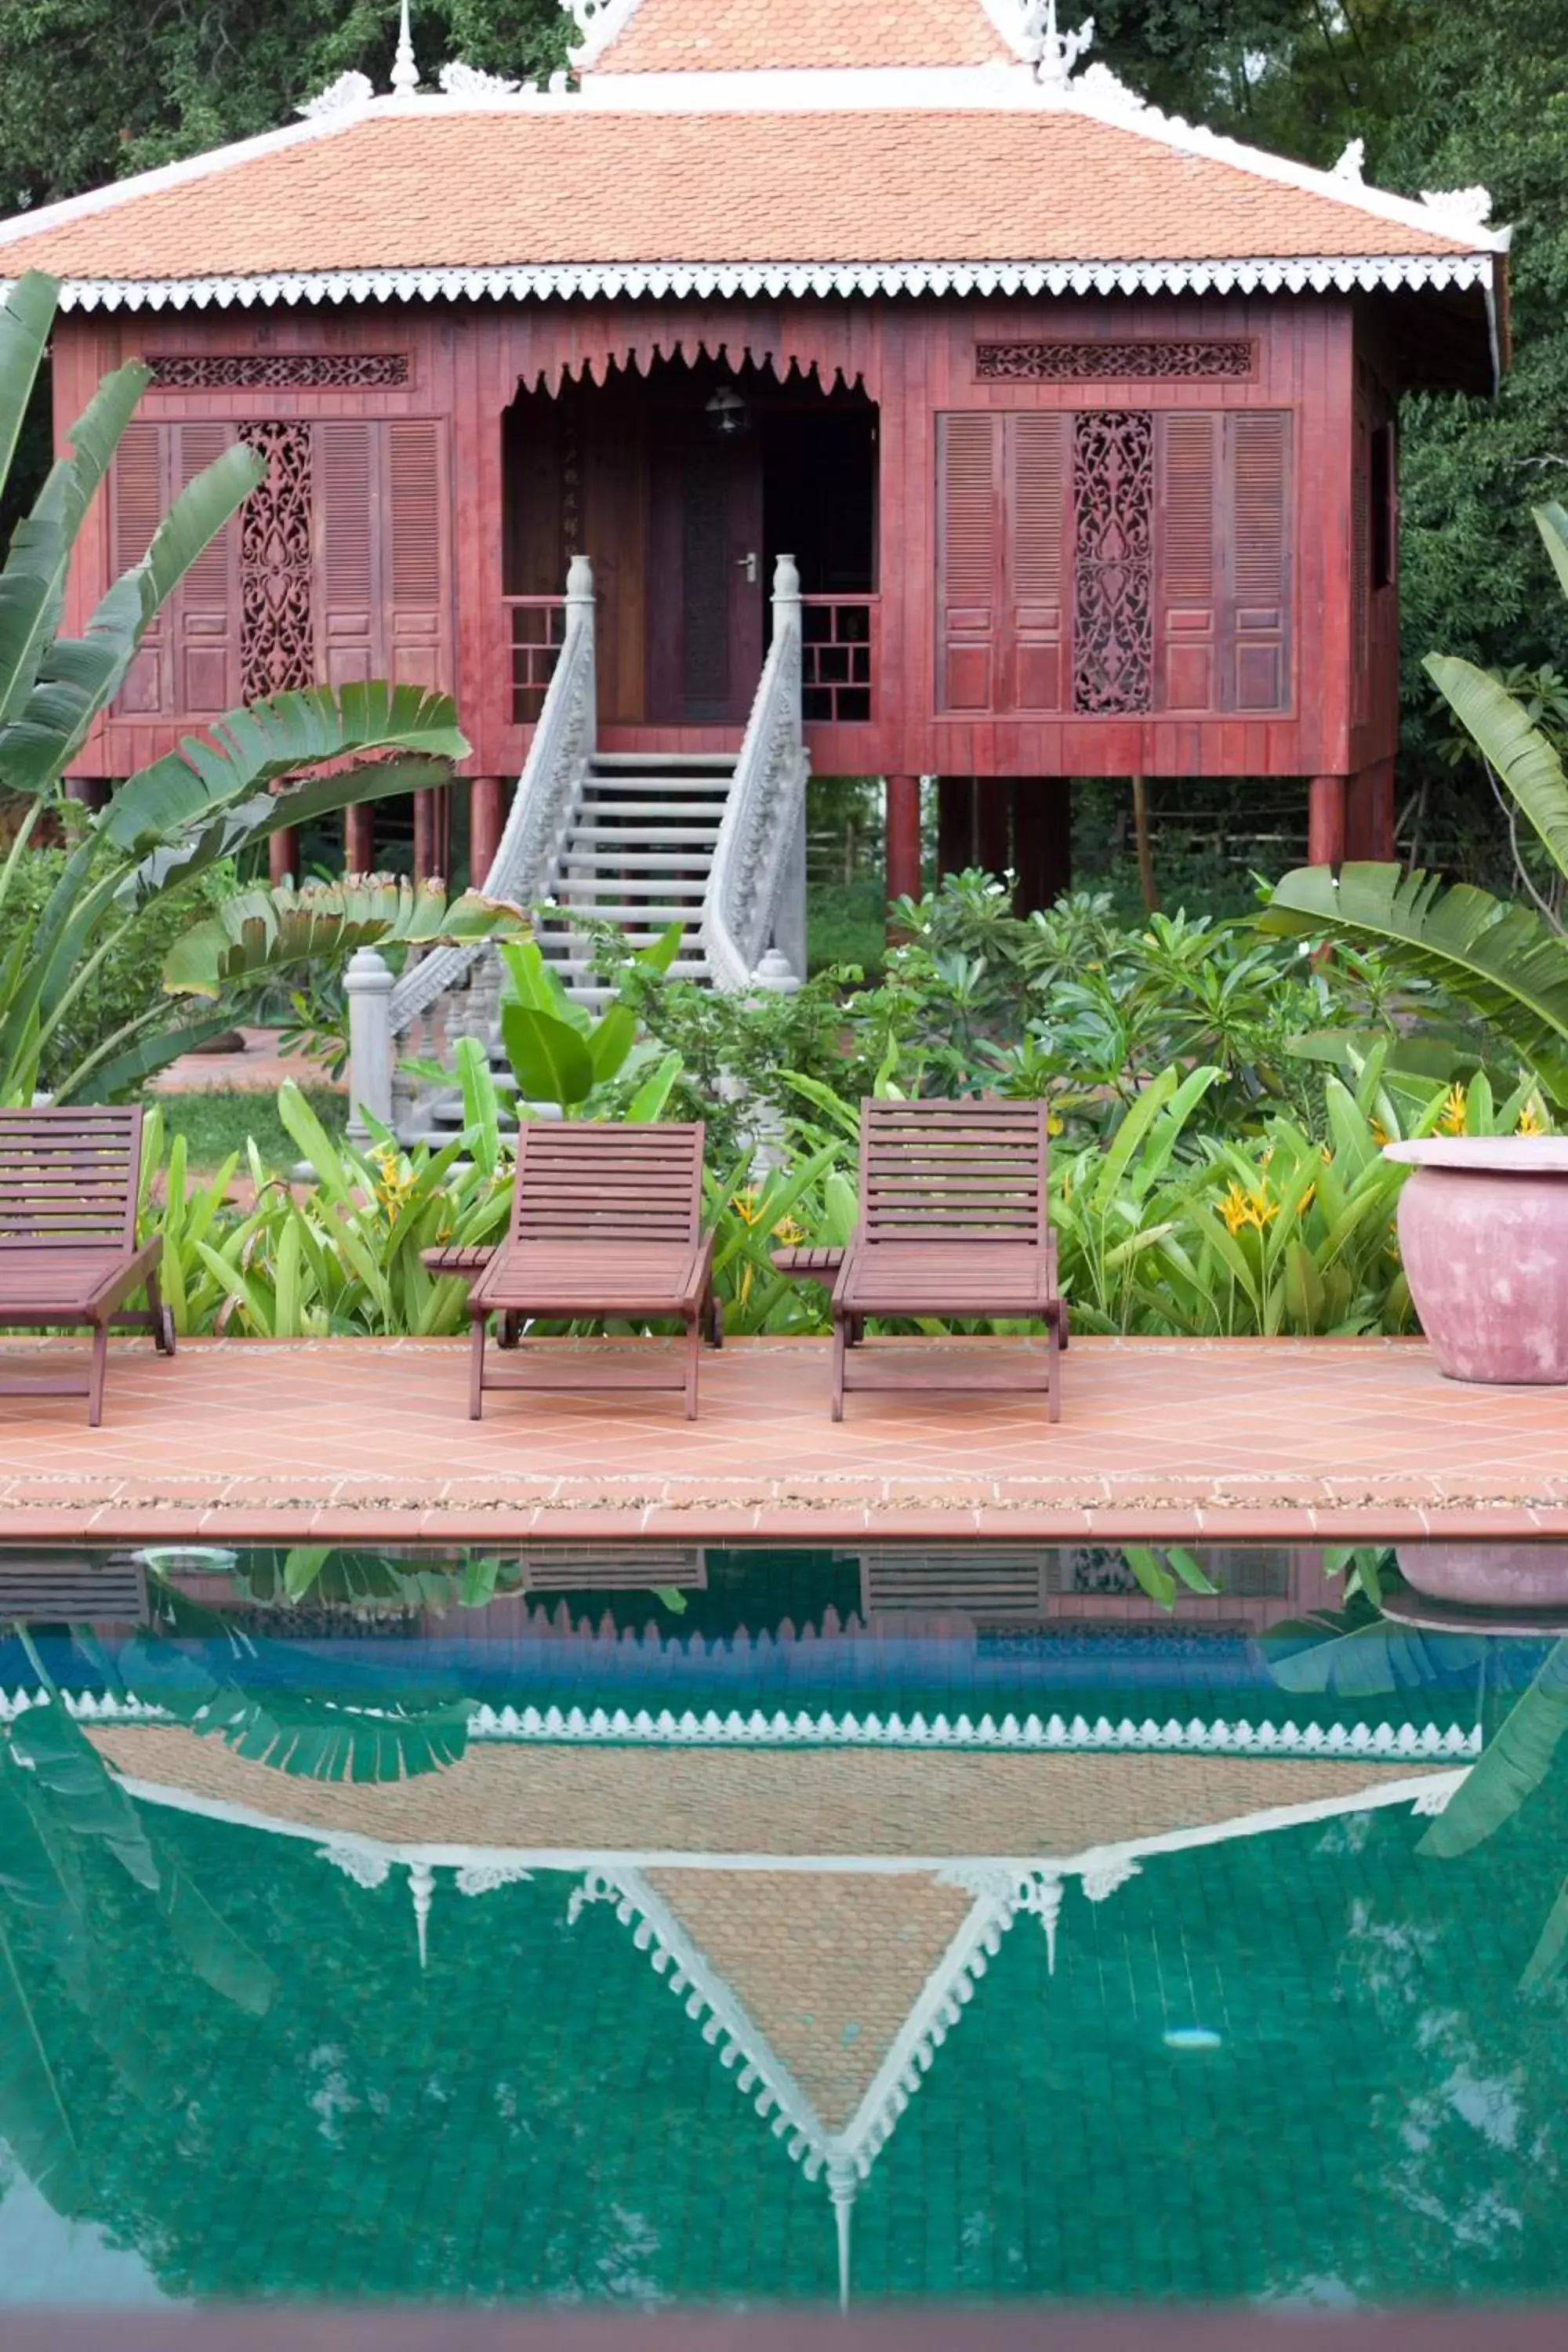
[705,383,750,438]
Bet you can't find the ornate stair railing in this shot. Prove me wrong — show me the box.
[379,555,597,1135]
[702,554,811,990]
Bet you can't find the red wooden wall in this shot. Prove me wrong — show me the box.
[55,289,1392,789]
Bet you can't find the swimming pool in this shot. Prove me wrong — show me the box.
[1,1540,1564,2308]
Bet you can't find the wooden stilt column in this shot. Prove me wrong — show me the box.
[885,775,923,909]
[470,776,506,888]
[269,829,300,887]
[1014,781,1073,916]
[64,778,109,814]
[345,804,375,877]
[936,775,975,877]
[1346,756,1396,862]
[413,787,441,884]
[1307,774,1348,867]
[974,779,1012,879]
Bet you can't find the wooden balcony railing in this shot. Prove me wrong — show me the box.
[505,594,568,724]
[800,593,877,724]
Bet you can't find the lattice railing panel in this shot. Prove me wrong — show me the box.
[801,595,875,723]
[506,597,568,724]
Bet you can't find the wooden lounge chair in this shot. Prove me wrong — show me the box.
[468,1121,719,1420]
[831,1098,1065,1422]
[0,1105,174,1427]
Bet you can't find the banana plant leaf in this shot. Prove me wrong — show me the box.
[113,1627,474,1784]
[0,271,56,507]
[1521,1875,1568,1994]
[1417,1638,1568,1860]
[103,681,469,855]
[0,1753,84,2209]
[162,876,532,997]
[1261,862,1568,1106]
[0,442,267,795]
[502,1000,595,1109]
[0,360,149,732]
[1428,635,1568,887]
[1259,1601,1491,1697]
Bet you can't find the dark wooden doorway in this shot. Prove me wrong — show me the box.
[648,421,764,724]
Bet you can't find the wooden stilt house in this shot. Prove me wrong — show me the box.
[0,0,1506,1001]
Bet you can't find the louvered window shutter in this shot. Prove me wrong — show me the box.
[1351,401,1371,715]
[1006,414,1069,712]
[385,419,450,688]
[172,422,239,715]
[1225,411,1291,713]
[937,413,1000,713]
[1154,413,1219,712]
[315,419,378,688]
[111,421,168,714]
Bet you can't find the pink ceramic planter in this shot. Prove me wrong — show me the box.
[1396,1541,1568,1608]
[1382,1137,1568,1384]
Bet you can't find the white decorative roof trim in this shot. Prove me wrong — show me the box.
[3,1682,1483,1760]
[297,71,374,119]
[41,249,1497,315]
[440,60,526,97]
[571,64,1046,107]
[567,0,643,71]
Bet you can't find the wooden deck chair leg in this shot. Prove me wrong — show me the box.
[147,1265,176,1356]
[498,1310,521,1351]
[87,1320,109,1428]
[684,1311,700,1419]
[469,1314,488,1420]
[1047,1311,1062,1424]
[831,1312,846,1421]
[706,1287,724,1348]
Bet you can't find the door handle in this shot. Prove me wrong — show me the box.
[736,551,759,585]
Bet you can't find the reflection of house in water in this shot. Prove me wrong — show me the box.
[79,1712,1465,2303]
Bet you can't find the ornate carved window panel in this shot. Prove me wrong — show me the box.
[1071,411,1155,715]
[975,340,1254,383]
[148,353,409,390]
[238,421,316,702]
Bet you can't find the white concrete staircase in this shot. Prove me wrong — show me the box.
[535,750,736,1008]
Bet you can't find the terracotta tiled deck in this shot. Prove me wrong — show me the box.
[0,1333,1566,1544]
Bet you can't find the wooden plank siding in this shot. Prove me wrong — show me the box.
[58,289,1397,788]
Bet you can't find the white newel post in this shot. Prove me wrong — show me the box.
[345,946,394,1145]
[769,552,808,982]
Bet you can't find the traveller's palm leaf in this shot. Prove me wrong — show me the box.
[1261,863,1568,1105]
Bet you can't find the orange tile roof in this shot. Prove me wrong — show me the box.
[0,106,1474,289]
[587,0,1016,71]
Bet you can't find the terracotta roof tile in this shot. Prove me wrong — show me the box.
[589,0,1017,71]
[0,107,1472,288]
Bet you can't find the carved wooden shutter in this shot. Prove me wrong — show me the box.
[385,419,449,688]
[1225,411,1291,713]
[937,413,1000,713]
[316,419,378,688]
[171,421,239,716]
[111,421,168,714]
[1154,412,1219,712]
[1007,414,1069,712]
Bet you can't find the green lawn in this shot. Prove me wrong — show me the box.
[154,1087,347,1176]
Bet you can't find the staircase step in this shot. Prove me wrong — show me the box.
[561,856,714,875]
[590,752,737,772]
[578,799,728,822]
[571,823,724,846]
[556,877,709,898]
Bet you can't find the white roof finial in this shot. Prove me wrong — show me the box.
[1023,0,1094,88]
[390,0,421,98]
[828,2162,858,2314]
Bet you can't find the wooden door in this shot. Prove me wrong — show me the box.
[649,426,764,723]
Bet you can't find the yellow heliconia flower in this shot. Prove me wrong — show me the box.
[1517,1095,1548,1138]
[1219,1178,1279,1236]
[1437,1083,1468,1137]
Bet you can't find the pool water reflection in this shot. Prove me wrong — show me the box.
[1,1541,1565,2307]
